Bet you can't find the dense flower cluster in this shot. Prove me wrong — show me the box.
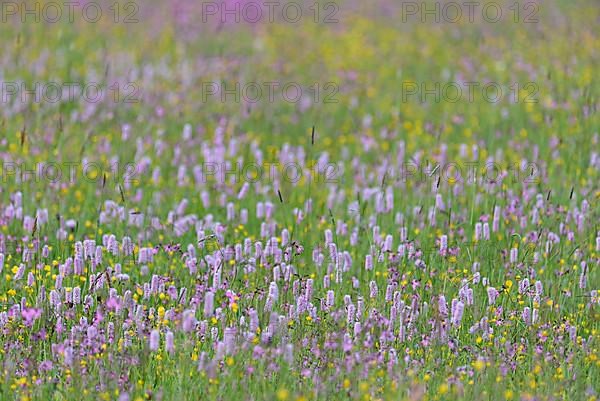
[0,1,598,400]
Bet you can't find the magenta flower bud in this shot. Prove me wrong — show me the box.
[316,253,324,267]
[522,307,531,325]
[357,297,365,316]
[249,309,259,333]
[14,264,25,280]
[519,278,529,294]
[347,304,355,324]
[383,235,393,252]
[200,191,210,208]
[334,266,342,285]
[385,284,394,302]
[343,252,352,271]
[83,240,93,259]
[149,330,160,351]
[241,238,251,256]
[74,257,84,275]
[256,202,264,218]
[50,290,60,307]
[213,267,222,289]
[438,295,448,316]
[226,202,235,221]
[182,310,196,332]
[569,326,577,341]
[369,281,378,299]
[440,235,448,253]
[265,202,274,219]
[579,273,587,289]
[535,281,543,295]
[492,206,501,232]
[108,235,119,256]
[23,216,35,232]
[284,343,294,364]
[306,279,314,300]
[400,227,408,242]
[510,248,518,264]
[390,305,397,324]
[372,226,380,243]
[385,191,394,212]
[149,275,158,293]
[536,192,548,209]
[466,288,474,305]
[165,331,175,354]
[95,246,103,265]
[324,229,333,245]
[64,347,73,366]
[483,223,490,240]
[215,341,225,360]
[122,237,133,256]
[269,282,279,301]
[326,290,334,308]
[138,248,147,264]
[487,287,499,305]
[73,287,81,304]
[532,308,539,324]
[254,242,263,259]
[435,194,444,210]
[475,223,482,241]
[353,322,362,337]
[87,326,97,341]
[237,182,249,200]
[224,327,236,354]
[375,192,384,213]
[312,248,319,263]
[328,243,337,261]
[451,300,464,326]
[204,292,215,317]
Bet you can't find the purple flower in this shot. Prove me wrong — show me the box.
[21,308,41,327]
[149,330,160,351]
[487,287,499,305]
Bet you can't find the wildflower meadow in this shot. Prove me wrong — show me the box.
[0,0,598,400]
